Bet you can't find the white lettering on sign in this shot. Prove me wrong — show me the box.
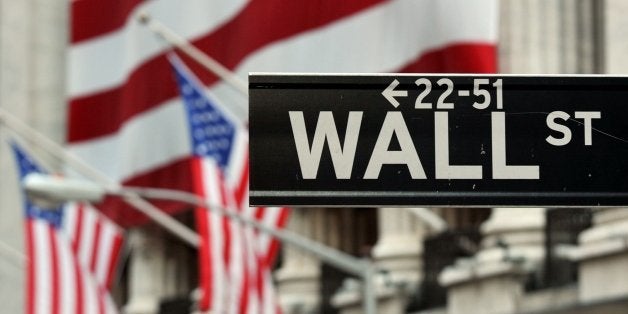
[546,111,572,146]
[414,78,432,109]
[492,112,539,179]
[289,111,362,179]
[364,111,427,179]
[382,79,407,108]
[435,111,482,179]
[288,78,603,181]
[546,111,601,146]
[575,111,601,146]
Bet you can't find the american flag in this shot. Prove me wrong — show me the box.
[12,143,124,314]
[170,54,289,313]
[67,0,497,225]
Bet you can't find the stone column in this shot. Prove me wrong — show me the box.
[499,0,599,74]
[602,0,628,73]
[275,208,323,313]
[575,0,628,302]
[0,0,67,312]
[439,208,546,314]
[125,226,168,314]
[575,208,628,302]
[570,0,628,303]
[371,207,430,289]
[0,1,32,311]
[478,208,546,270]
[332,208,434,314]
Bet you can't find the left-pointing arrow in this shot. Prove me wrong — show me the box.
[382,79,407,108]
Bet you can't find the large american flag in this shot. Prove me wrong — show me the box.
[170,53,289,313]
[12,143,124,314]
[67,0,497,225]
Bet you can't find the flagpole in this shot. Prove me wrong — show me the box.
[0,108,200,248]
[137,12,249,97]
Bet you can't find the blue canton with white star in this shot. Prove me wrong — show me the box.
[12,143,63,228]
[171,59,236,170]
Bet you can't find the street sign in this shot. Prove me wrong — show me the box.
[249,74,628,207]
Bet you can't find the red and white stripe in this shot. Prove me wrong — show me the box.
[192,157,230,312]
[62,203,125,290]
[193,170,288,313]
[189,121,288,312]
[68,0,497,226]
[25,204,123,314]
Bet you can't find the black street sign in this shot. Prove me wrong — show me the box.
[249,74,628,207]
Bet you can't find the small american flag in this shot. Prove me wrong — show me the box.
[12,143,124,314]
[169,54,289,313]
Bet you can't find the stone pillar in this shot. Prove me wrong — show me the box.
[332,208,434,314]
[125,226,168,314]
[0,0,31,304]
[275,208,323,313]
[439,208,546,314]
[603,0,628,73]
[371,208,429,288]
[575,208,628,302]
[478,208,546,270]
[499,0,599,74]
[575,0,628,301]
[0,0,67,312]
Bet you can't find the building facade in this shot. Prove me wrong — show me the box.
[2,1,628,313]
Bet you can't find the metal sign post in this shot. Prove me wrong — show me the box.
[250,74,628,207]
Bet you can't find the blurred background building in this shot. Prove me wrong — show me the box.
[2,1,628,314]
